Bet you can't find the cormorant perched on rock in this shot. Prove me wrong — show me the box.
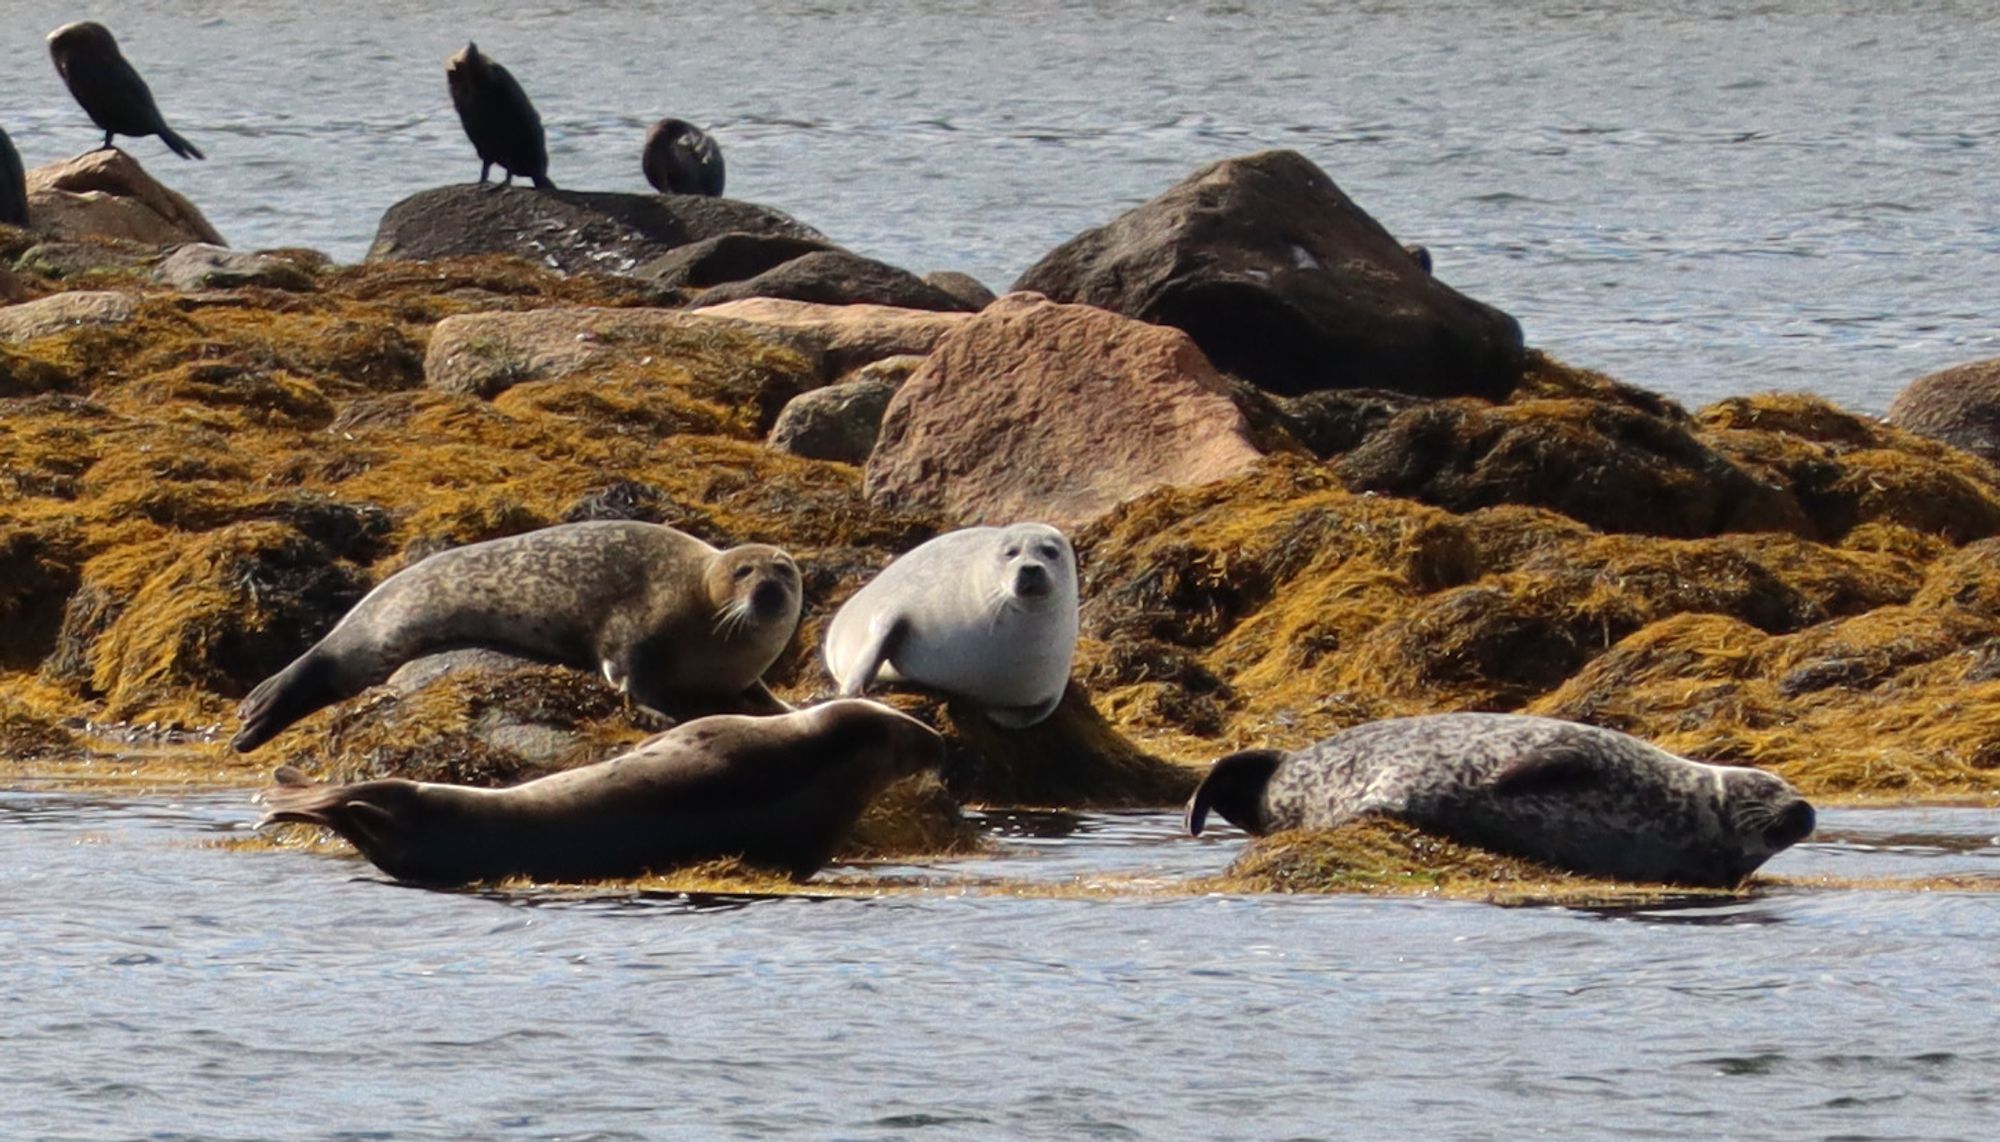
[46,21,205,161]
[446,42,554,190]
[642,118,725,197]
[0,125,26,227]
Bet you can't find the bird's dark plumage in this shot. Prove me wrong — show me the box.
[46,21,205,161]
[446,42,554,190]
[642,118,725,197]
[0,125,26,227]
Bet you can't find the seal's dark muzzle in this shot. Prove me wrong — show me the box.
[1014,563,1051,599]
[750,578,790,619]
[1766,799,1816,846]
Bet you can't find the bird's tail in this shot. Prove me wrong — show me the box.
[158,126,204,161]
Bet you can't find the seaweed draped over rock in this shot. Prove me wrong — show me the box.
[2,253,2000,805]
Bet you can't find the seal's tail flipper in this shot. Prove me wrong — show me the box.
[232,654,340,753]
[256,771,404,855]
[157,125,203,161]
[1185,749,1287,836]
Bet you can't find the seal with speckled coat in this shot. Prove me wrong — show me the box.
[257,699,942,884]
[232,521,801,752]
[1186,713,1815,887]
[823,523,1079,727]
[47,21,204,160]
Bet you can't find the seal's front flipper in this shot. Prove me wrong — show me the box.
[737,680,793,715]
[233,654,341,753]
[1491,746,1607,798]
[837,615,908,697]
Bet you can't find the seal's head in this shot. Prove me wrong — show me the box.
[806,698,947,783]
[706,543,803,636]
[1185,748,1287,836]
[1716,765,1816,879]
[990,522,1075,610]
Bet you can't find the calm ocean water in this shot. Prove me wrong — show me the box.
[4,1,1999,411]
[6,3,2000,1138]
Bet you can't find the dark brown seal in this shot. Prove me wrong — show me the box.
[1187,713,1815,887]
[232,521,801,752]
[642,118,725,197]
[257,699,943,884]
[46,21,205,161]
[446,42,553,189]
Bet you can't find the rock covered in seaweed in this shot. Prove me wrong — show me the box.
[1013,149,1524,401]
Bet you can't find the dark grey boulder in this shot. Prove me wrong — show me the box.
[922,271,997,311]
[1886,359,2000,465]
[366,184,826,275]
[637,231,841,289]
[1012,150,1525,401]
[691,249,979,312]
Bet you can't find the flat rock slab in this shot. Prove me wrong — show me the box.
[0,290,138,343]
[1887,358,2000,465]
[154,244,315,292]
[367,185,826,276]
[689,297,972,377]
[25,150,225,248]
[865,292,1266,529]
[1013,149,1524,401]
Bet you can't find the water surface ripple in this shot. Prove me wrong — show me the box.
[3,792,1997,1139]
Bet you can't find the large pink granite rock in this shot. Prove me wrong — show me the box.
[25,150,224,247]
[864,292,1266,528]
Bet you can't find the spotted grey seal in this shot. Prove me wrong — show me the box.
[0,125,25,227]
[232,521,801,752]
[823,523,1079,728]
[643,117,725,197]
[47,22,205,161]
[445,42,553,189]
[256,698,943,884]
[1186,713,1815,887]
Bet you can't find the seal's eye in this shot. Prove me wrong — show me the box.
[1003,546,1020,558]
[1036,544,1063,562]
[734,565,755,580]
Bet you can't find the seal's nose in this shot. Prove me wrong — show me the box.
[750,578,790,619]
[1767,799,1816,845]
[1014,562,1051,598]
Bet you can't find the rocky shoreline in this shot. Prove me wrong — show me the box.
[5,146,2000,892]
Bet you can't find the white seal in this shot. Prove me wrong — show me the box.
[823,523,1079,727]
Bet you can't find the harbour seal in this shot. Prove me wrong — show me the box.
[47,22,205,161]
[1186,713,1815,887]
[0,125,25,227]
[642,118,725,197]
[256,698,943,884]
[445,42,554,190]
[232,521,801,752]
[823,523,1078,728]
